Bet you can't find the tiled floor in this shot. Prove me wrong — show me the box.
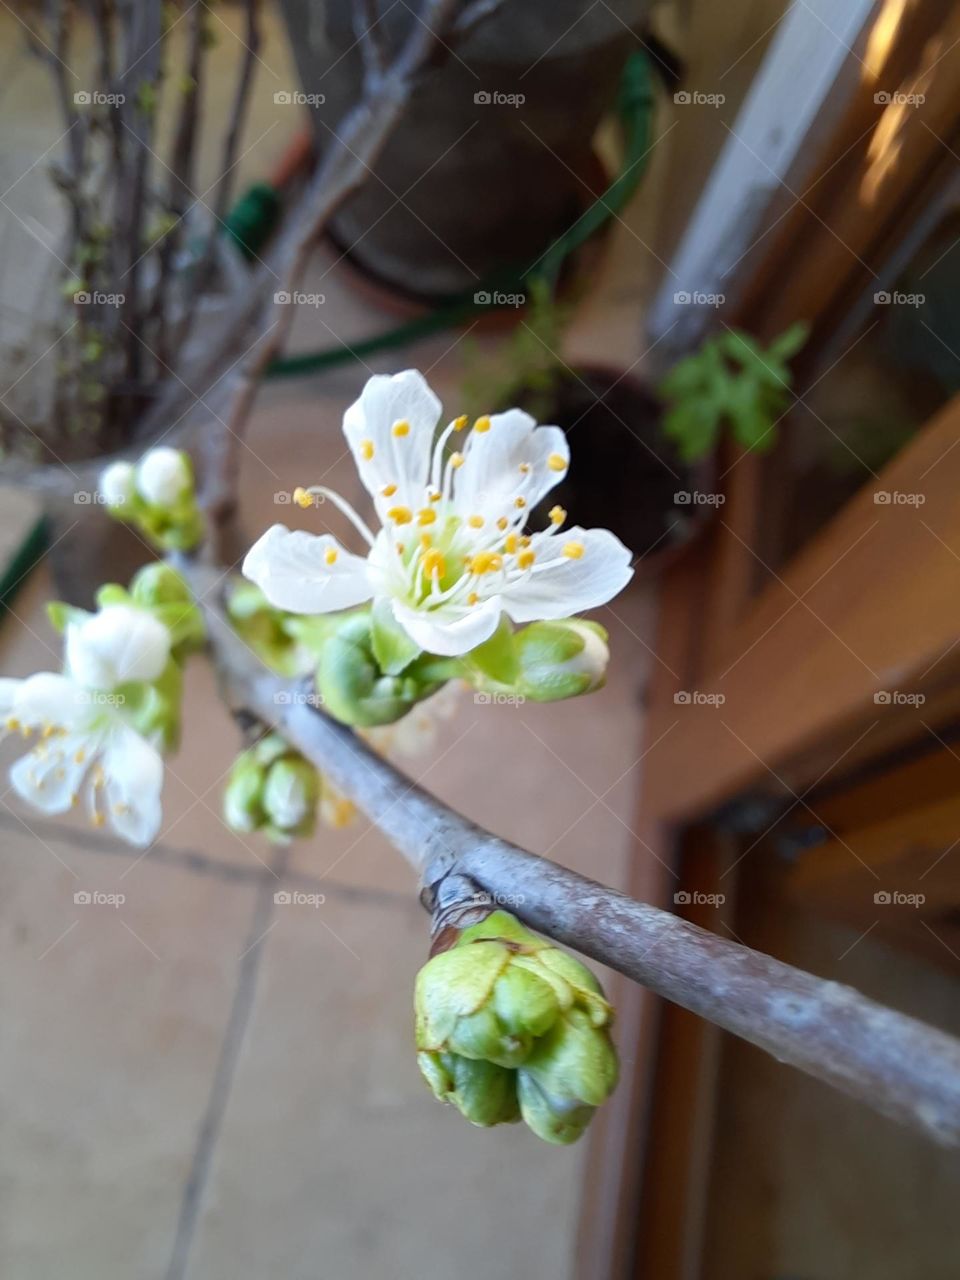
[0,5,669,1278]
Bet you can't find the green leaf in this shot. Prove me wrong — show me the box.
[767,320,809,362]
[465,616,518,685]
[370,597,422,676]
[46,601,90,633]
[662,400,720,462]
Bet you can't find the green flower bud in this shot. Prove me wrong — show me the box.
[315,612,443,728]
[512,619,609,702]
[226,581,320,677]
[223,734,319,841]
[101,449,204,553]
[516,1006,619,1145]
[415,908,618,1142]
[417,1051,520,1127]
[128,564,205,658]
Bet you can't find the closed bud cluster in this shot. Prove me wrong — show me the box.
[415,910,618,1144]
[223,733,319,842]
[99,448,203,552]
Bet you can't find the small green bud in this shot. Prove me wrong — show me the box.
[223,734,319,842]
[418,1050,520,1127]
[315,612,441,727]
[226,581,317,677]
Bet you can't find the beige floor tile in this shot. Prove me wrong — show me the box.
[0,825,259,1279]
[186,891,582,1280]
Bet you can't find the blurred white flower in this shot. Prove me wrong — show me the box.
[98,460,135,507]
[136,447,191,506]
[0,608,170,846]
[243,370,633,658]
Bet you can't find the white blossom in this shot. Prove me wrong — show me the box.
[243,370,633,657]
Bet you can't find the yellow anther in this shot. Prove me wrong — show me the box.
[360,439,375,461]
[55,767,65,781]
[42,723,57,739]
[496,516,509,531]
[417,507,437,526]
[518,549,536,570]
[474,416,492,433]
[381,483,398,498]
[519,462,531,474]
[113,802,129,816]
[514,497,526,510]
[93,765,105,786]
[392,419,411,438]
[293,486,313,509]
[387,506,413,525]
[74,749,86,764]
[453,415,469,432]
[563,541,585,560]
[504,532,519,554]
[547,453,567,472]
[520,534,531,548]
[396,542,406,555]
[421,548,447,579]
[549,504,566,525]
[449,451,465,469]
[5,716,19,732]
[429,490,442,503]
[467,592,479,605]
[324,547,338,566]
[469,551,503,575]
[329,796,357,828]
[467,514,484,529]
[92,811,105,828]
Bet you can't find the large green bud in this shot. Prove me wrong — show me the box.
[414,909,618,1143]
[223,733,319,842]
[464,619,610,705]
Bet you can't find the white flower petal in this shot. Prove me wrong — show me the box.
[453,409,569,523]
[501,526,633,622]
[102,726,164,846]
[99,460,136,507]
[343,370,441,514]
[390,595,502,657]
[10,730,96,815]
[66,605,171,689]
[243,524,374,615]
[13,672,94,732]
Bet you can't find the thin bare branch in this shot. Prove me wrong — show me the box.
[181,560,960,1150]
